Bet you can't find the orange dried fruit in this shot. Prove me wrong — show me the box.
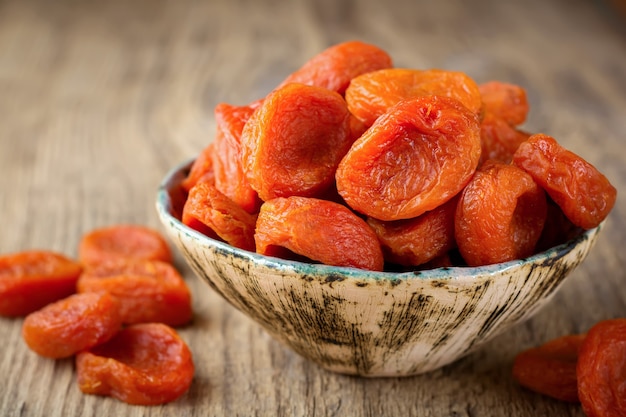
[255,196,384,271]
[77,258,192,327]
[345,68,483,127]
[479,80,529,126]
[22,292,122,359]
[76,323,194,405]
[0,250,83,317]
[278,40,393,95]
[241,83,353,201]
[336,95,481,221]
[78,224,172,266]
[455,160,547,266]
[512,334,585,403]
[513,133,616,229]
[182,181,257,251]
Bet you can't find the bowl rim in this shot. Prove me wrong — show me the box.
[157,158,602,282]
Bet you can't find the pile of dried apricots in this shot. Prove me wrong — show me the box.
[180,40,616,272]
[178,40,622,415]
[0,225,194,405]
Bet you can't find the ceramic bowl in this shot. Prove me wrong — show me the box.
[156,160,603,377]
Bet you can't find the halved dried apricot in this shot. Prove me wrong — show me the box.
[181,142,216,193]
[455,160,547,266]
[182,181,257,251]
[577,318,626,417]
[336,95,481,221]
[0,250,83,317]
[241,83,353,201]
[512,133,617,230]
[22,292,122,359]
[255,196,384,271]
[213,102,261,214]
[367,195,458,267]
[76,323,194,405]
[512,334,585,402]
[77,259,192,327]
[479,80,529,126]
[479,112,531,164]
[277,40,392,95]
[79,225,172,266]
[345,68,483,127]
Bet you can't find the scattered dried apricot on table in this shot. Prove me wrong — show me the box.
[22,292,122,359]
[77,258,192,327]
[76,323,194,406]
[512,334,585,402]
[79,224,173,266]
[577,318,626,417]
[0,250,83,317]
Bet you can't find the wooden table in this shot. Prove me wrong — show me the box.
[1,0,625,415]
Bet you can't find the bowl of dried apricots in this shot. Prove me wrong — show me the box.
[156,41,616,377]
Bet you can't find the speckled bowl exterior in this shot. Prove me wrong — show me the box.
[156,160,603,377]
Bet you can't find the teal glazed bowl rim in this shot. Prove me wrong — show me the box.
[156,158,603,376]
[156,158,601,282]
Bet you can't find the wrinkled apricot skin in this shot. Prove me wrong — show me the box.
[479,112,531,164]
[79,225,173,266]
[76,323,194,406]
[278,40,393,95]
[345,68,483,127]
[255,196,384,271]
[336,95,481,221]
[77,259,192,327]
[22,292,122,359]
[513,134,617,229]
[0,251,83,317]
[241,83,353,201]
[455,160,547,266]
[478,81,529,126]
[512,334,585,402]
[577,319,626,417]
[212,103,261,214]
[182,181,257,251]
[367,195,458,267]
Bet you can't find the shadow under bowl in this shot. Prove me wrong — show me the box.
[156,160,603,377]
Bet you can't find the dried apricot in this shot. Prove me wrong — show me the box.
[0,250,82,317]
[182,181,257,251]
[278,40,392,95]
[79,224,172,266]
[77,259,192,327]
[181,142,215,193]
[76,323,194,405]
[512,334,585,402]
[22,292,122,359]
[455,160,547,266]
[367,195,459,267]
[255,196,384,271]
[345,68,483,127]
[479,111,531,164]
[512,133,617,229]
[213,103,261,214]
[241,83,353,201]
[577,318,626,417]
[336,95,481,221]
[479,80,529,126]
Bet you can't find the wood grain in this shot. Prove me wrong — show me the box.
[1,0,625,415]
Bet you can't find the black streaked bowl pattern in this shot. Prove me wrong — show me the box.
[156,160,603,377]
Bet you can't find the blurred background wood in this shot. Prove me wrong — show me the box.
[1,0,625,415]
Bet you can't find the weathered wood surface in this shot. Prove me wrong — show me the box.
[1,0,625,415]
